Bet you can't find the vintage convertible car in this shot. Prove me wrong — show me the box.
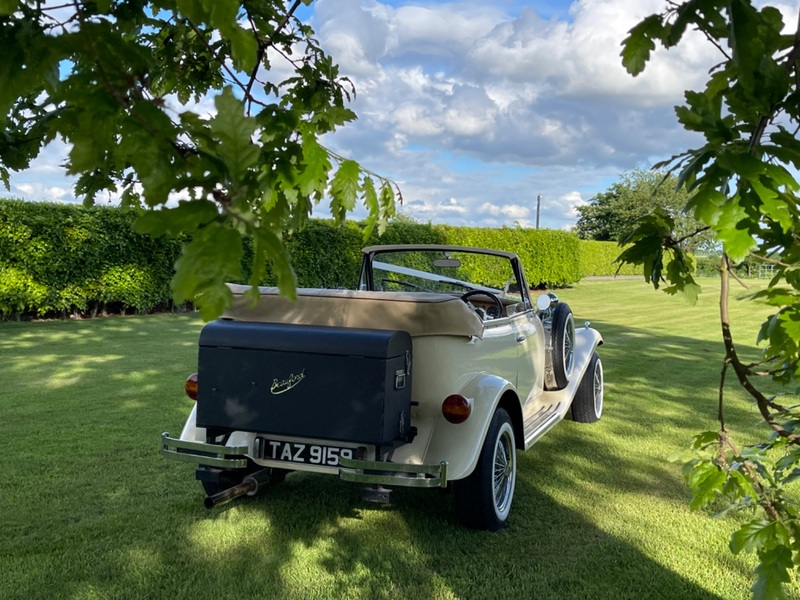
[161,245,604,530]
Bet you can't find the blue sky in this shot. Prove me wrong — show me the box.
[7,0,793,230]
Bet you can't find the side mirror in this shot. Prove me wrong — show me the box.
[536,294,555,311]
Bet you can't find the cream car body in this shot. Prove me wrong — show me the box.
[162,245,604,530]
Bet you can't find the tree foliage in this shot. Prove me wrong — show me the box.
[621,2,800,597]
[0,0,397,319]
[575,169,714,254]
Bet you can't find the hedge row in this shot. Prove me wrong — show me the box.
[0,199,182,318]
[579,240,639,277]
[0,199,635,319]
[254,221,639,288]
[251,223,588,289]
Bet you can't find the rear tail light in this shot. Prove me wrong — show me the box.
[185,373,198,401]
[442,394,471,424]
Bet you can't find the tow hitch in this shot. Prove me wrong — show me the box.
[362,485,393,504]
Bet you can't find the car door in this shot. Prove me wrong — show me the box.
[511,308,544,411]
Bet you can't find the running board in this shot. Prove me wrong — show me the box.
[523,410,562,449]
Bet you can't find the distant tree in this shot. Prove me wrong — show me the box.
[576,169,713,253]
[0,1,397,319]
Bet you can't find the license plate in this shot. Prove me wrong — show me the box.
[255,438,363,467]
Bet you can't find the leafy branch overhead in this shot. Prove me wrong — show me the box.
[0,0,398,319]
[620,1,800,598]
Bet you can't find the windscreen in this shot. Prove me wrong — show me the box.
[368,249,523,302]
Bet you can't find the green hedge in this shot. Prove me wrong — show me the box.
[435,225,583,287]
[579,240,639,277]
[243,220,448,290]
[278,222,587,289]
[695,255,768,279]
[0,199,182,318]
[1,199,637,319]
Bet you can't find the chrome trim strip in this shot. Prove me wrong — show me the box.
[160,432,249,469]
[339,457,448,488]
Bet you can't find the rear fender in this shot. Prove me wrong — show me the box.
[177,404,252,453]
[179,404,203,442]
[422,373,519,481]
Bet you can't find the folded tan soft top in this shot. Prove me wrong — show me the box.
[223,284,484,339]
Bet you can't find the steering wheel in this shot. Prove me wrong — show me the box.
[460,290,504,319]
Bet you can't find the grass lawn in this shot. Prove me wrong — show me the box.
[1,277,797,600]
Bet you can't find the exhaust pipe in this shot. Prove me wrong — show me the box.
[204,468,274,509]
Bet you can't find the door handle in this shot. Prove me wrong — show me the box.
[516,335,526,343]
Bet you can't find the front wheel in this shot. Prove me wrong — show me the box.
[454,408,517,531]
[571,351,603,423]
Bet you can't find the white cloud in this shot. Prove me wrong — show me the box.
[165,93,217,120]
[465,0,713,103]
[387,3,504,57]
[546,191,587,219]
[478,202,530,219]
[308,0,718,229]
[393,103,445,136]
[42,186,71,202]
[12,181,75,204]
[437,197,466,213]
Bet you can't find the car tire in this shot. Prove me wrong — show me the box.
[550,302,575,390]
[454,408,516,531]
[571,351,603,423]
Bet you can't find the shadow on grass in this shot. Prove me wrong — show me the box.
[0,314,202,429]
[301,480,729,600]
[0,314,202,389]
[587,319,762,428]
[82,474,736,599]
[11,471,728,600]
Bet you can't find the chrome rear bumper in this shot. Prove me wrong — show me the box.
[161,433,448,488]
[339,457,448,488]
[160,433,249,469]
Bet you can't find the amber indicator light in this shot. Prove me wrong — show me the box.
[442,394,471,424]
[185,373,198,401]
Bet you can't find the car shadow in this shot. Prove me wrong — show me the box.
[161,472,734,600]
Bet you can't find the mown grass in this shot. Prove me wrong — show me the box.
[1,277,797,600]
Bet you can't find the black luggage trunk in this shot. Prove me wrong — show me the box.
[196,320,413,447]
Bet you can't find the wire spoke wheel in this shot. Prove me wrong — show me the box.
[455,408,516,531]
[492,429,514,513]
[571,351,603,423]
[593,359,604,417]
[563,315,575,375]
